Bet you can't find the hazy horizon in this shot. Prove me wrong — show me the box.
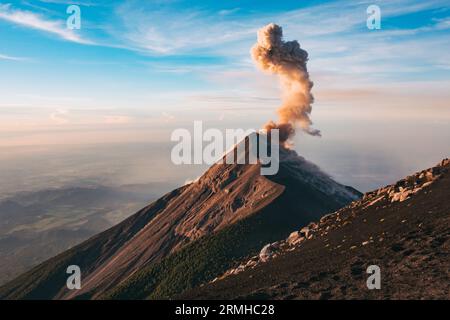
[1,0,450,195]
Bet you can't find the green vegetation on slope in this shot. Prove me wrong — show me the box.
[104,187,329,300]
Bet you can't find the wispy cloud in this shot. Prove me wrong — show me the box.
[37,0,99,6]
[50,108,69,124]
[113,1,256,55]
[112,0,449,56]
[0,3,92,44]
[218,8,240,16]
[0,53,29,61]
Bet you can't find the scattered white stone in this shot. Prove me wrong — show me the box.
[287,231,301,245]
[259,243,275,262]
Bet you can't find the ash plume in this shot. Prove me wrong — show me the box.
[251,23,320,143]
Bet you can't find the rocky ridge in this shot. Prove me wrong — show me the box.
[212,159,450,282]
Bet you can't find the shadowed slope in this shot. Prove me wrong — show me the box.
[181,159,450,300]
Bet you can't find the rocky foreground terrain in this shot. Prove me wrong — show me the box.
[181,159,450,299]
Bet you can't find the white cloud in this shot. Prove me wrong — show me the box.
[218,8,240,16]
[0,53,28,61]
[37,0,99,6]
[112,0,449,56]
[0,3,92,44]
[50,109,69,124]
[113,1,256,55]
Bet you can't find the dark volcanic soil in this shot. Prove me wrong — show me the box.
[181,162,450,300]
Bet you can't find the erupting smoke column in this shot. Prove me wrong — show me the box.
[251,23,320,143]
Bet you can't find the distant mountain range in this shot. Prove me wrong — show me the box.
[0,182,175,286]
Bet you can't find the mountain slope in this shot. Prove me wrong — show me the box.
[181,159,450,299]
[0,134,359,299]
[102,157,356,300]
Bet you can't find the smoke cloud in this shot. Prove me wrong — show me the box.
[251,23,320,143]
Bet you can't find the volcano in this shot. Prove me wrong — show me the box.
[0,134,360,299]
[181,159,450,300]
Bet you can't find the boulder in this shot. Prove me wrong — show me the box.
[259,243,277,262]
[300,226,313,239]
[287,231,304,246]
[308,222,319,230]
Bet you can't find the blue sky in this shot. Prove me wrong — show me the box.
[0,0,449,190]
[1,0,449,131]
